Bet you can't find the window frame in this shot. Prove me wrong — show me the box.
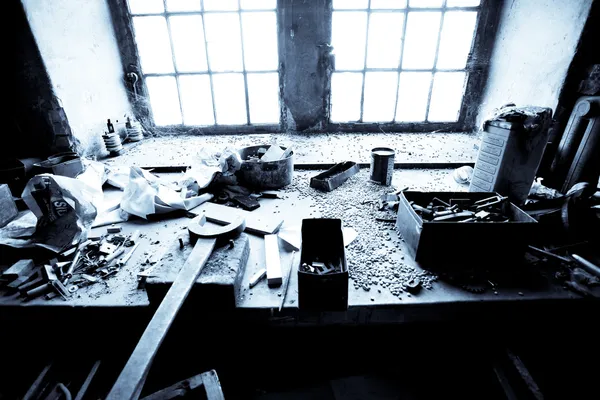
[109,0,500,134]
[328,0,500,133]
[109,0,282,133]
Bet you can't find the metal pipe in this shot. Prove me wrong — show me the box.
[572,254,600,278]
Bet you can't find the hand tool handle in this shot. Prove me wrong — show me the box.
[572,254,600,277]
[106,238,217,400]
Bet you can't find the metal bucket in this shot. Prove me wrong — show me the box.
[237,145,294,189]
[370,147,395,186]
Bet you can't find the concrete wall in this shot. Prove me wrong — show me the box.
[478,0,593,127]
[21,0,132,156]
[278,0,332,131]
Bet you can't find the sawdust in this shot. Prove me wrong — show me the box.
[103,132,478,168]
[283,170,439,297]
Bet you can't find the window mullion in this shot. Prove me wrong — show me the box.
[163,1,185,125]
[237,0,251,125]
[392,10,409,122]
[199,2,218,125]
[424,0,447,122]
[358,1,372,123]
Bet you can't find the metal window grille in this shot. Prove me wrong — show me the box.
[331,0,482,124]
[127,0,279,127]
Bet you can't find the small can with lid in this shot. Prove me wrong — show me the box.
[370,147,395,186]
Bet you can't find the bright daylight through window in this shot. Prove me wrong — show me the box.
[128,0,279,126]
[330,0,480,124]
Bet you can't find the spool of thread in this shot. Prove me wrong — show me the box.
[126,122,143,142]
[103,132,124,156]
[370,147,395,186]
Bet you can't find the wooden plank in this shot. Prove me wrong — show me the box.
[23,363,52,400]
[74,360,101,400]
[265,235,282,287]
[141,374,204,400]
[198,202,283,236]
[2,259,34,280]
[146,234,250,309]
[140,370,223,400]
[201,370,225,400]
[106,238,217,400]
[141,162,475,174]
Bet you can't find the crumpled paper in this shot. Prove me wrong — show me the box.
[120,167,213,219]
[178,147,242,192]
[21,174,98,252]
[0,211,38,248]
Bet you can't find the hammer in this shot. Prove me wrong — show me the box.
[107,214,245,400]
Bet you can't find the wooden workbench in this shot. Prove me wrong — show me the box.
[0,170,595,325]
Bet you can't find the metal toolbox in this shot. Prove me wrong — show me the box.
[298,219,348,311]
[395,192,538,270]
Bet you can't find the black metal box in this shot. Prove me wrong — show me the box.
[395,192,537,269]
[298,219,348,310]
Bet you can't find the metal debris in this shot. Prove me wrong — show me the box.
[283,170,437,297]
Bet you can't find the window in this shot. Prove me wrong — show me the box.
[330,0,481,124]
[127,0,279,126]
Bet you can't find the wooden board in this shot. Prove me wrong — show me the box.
[196,202,283,236]
[264,235,282,287]
[107,237,217,400]
[146,234,250,309]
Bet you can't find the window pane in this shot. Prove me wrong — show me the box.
[179,75,214,125]
[428,72,465,122]
[333,0,368,9]
[241,0,276,9]
[212,73,247,125]
[247,73,280,124]
[367,13,404,68]
[371,0,407,8]
[146,76,182,126]
[330,72,363,122]
[447,0,480,6]
[166,0,200,12]
[128,0,164,14]
[242,12,278,71]
[401,12,441,69]
[204,13,243,72]
[203,0,238,11]
[409,0,443,7]
[363,72,398,122]
[169,16,208,72]
[436,11,477,69]
[396,72,431,121]
[133,17,174,73]
[332,12,368,70]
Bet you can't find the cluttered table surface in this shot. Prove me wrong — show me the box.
[2,166,596,318]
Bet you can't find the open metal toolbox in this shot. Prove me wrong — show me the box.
[395,192,538,270]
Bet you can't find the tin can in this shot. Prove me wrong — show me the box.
[370,147,395,185]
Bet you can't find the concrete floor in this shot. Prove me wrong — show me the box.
[104,132,480,167]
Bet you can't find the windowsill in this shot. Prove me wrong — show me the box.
[103,131,479,168]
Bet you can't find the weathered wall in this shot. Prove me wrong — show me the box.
[278,0,332,131]
[477,0,593,127]
[21,0,132,156]
[10,0,56,158]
